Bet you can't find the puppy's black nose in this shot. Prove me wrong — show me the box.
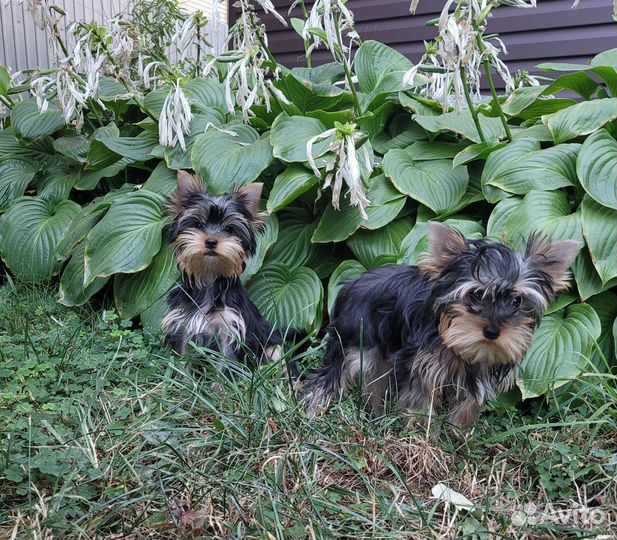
[205,238,218,250]
[483,326,501,340]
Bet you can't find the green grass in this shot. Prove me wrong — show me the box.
[1,282,616,539]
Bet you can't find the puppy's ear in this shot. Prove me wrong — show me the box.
[166,171,205,218]
[235,183,263,219]
[177,170,205,195]
[419,222,469,277]
[524,234,580,293]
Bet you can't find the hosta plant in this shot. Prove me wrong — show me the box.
[0,0,616,401]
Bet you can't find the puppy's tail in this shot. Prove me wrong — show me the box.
[302,329,346,417]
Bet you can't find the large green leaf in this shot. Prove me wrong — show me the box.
[87,135,157,170]
[0,197,80,282]
[280,71,344,113]
[481,138,579,200]
[354,40,415,111]
[542,98,617,144]
[346,218,412,268]
[572,247,617,301]
[270,114,332,163]
[268,209,316,269]
[0,159,39,210]
[587,291,617,370]
[36,165,78,203]
[414,110,505,143]
[11,99,65,140]
[192,124,273,194]
[267,164,320,213]
[114,243,180,319]
[383,150,468,214]
[53,135,89,163]
[518,303,601,399]
[486,197,522,241]
[84,190,165,285]
[581,196,617,285]
[184,77,227,111]
[241,214,279,283]
[142,162,178,196]
[327,260,367,315]
[0,130,55,163]
[247,263,323,332]
[503,190,583,251]
[576,129,617,209]
[372,113,427,154]
[312,174,406,243]
[59,241,108,307]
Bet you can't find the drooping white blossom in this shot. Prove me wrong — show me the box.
[307,123,372,220]
[303,0,357,62]
[159,80,193,151]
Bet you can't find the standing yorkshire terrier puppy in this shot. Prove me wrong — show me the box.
[304,223,579,426]
[162,171,282,366]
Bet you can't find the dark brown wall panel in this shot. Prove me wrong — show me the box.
[234,0,617,88]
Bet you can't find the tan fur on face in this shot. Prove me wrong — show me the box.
[174,231,245,283]
[419,222,469,278]
[439,305,535,365]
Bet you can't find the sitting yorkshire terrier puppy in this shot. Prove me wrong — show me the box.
[304,222,579,426]
[162,171,282,366]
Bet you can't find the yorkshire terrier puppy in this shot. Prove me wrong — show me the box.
[304,222,579,426]
[162,171,282,366]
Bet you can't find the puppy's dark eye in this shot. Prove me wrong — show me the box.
[511,296,522,308]
[223,225,234,234]
[470,290,483,302]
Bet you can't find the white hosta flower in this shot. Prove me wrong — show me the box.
[159,81,193,151]
[56,67,89,129]
[307,122,372,220]
[30,74,54,113]
[107,18,135,66]
[23,0,56,30]
[171,14,197,62]
[304,0,357,60]
[254,0,287,26]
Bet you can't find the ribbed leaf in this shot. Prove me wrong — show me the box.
[270,114,332,163]
[59,241,108,307]
[414,110,505,143]
[241,214,279,283]
[87,135,157,169]
[0,159,39,210]
[280,71,343,113]
[383,150,468,214]
[587,291,617,370]
[482,139,579,199]
[192,124,273,194]
[84,190,165,285]
[11,99,65,140]
[53,135,89,163]
[184,77,227,111]
[327,260,367,315]
[572,247,617,301]
[114,243,180,319]
[581,196,617,285]
[354,40,416,111]
[268,209,315,269]
[486,197,522,241]
[312,173,406,243]
[267,164,319,213]
[142,161,178,196]
[576,129,617,209]
[0,196,80,282]
[542,98,617,143]
[503,190,583,251]
[518,304,601,399]
[247,263,323,332]
[347,218,412,268]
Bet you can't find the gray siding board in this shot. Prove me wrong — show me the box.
[250,0,617,86]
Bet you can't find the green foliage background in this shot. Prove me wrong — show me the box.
[1,42,617,399]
